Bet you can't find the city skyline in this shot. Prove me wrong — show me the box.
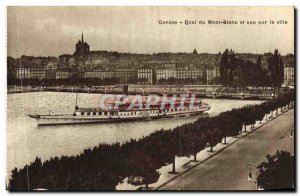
[7,6,294,58]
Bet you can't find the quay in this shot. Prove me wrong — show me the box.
[157,109,294,190]
[7,85,282,100]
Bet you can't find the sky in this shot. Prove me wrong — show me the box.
[7,6,294,58]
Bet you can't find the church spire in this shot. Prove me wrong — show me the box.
[81,30,84,43]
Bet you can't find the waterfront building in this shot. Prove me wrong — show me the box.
[114,68,137,84]
[16,65,46,79]
[84,70,115,79]
[156,69,177,81]
[137,69,153,84]
[72,71,85,78]
[16,66,30,79]
[45,62,57,79]
[283,54,295,86]
[45,69,57,79]
[284,67,294,86]
[28,65,46,79]
[56,70,72,79]
[176,67,203,79]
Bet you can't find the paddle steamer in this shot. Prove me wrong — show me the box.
[28,95,210,126]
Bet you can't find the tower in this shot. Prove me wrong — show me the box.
[82,30,84,43]
[81,30,84,57]
[74,30,90,57]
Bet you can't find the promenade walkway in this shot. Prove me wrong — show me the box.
[158,109,294,190]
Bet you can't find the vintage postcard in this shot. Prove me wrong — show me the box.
[7,6,295,191]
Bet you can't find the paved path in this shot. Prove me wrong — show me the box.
[159,109,294,190]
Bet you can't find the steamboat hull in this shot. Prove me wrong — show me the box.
[28,110,207,126]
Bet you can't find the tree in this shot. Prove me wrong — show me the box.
[220,49,229,85]
[253,106,265,124]
[175,124,207,162]
[127,151,160,189]
[217,49,284,88]
[262,102,271,120]
[205,118,223,152]
[236,106,252,132]
[257,151,294,190]
[227,49,238,86]
[167,127,183,174]
[218,113,242,143]
[253,56,265,87]
[279,58,285,87]
[127,168,160,189]
[9,168,27,190]
[267,49,282,88]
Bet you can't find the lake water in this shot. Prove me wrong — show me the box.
[7,92,261,179]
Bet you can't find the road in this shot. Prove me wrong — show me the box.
[158,109,295,190]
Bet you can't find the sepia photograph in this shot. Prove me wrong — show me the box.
[6,6,295,191]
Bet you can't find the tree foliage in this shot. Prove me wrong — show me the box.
[257,151,294,190]
[219,49,285,87]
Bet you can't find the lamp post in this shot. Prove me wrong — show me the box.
[255,172,259,190]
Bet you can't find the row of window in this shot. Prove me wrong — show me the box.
[165,108,191,112]
[79,108,194,116]
[138,74,152,77]
[80,111,109,116]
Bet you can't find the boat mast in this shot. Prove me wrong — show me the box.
[74,91,79,112]
[75,92,78,106]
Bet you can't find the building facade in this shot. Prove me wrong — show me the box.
[284,67,294,86]
[156,69,177,81]
[56,70,72,79]
[16,66,30,79]
[28,66,46,79]
[176,67,202,79]
[45,69,56,79]
[45,62,57,79]
[16,65,47,79]
[137,69,153,84]
[84,70,115,79]
[114,68,137,84]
